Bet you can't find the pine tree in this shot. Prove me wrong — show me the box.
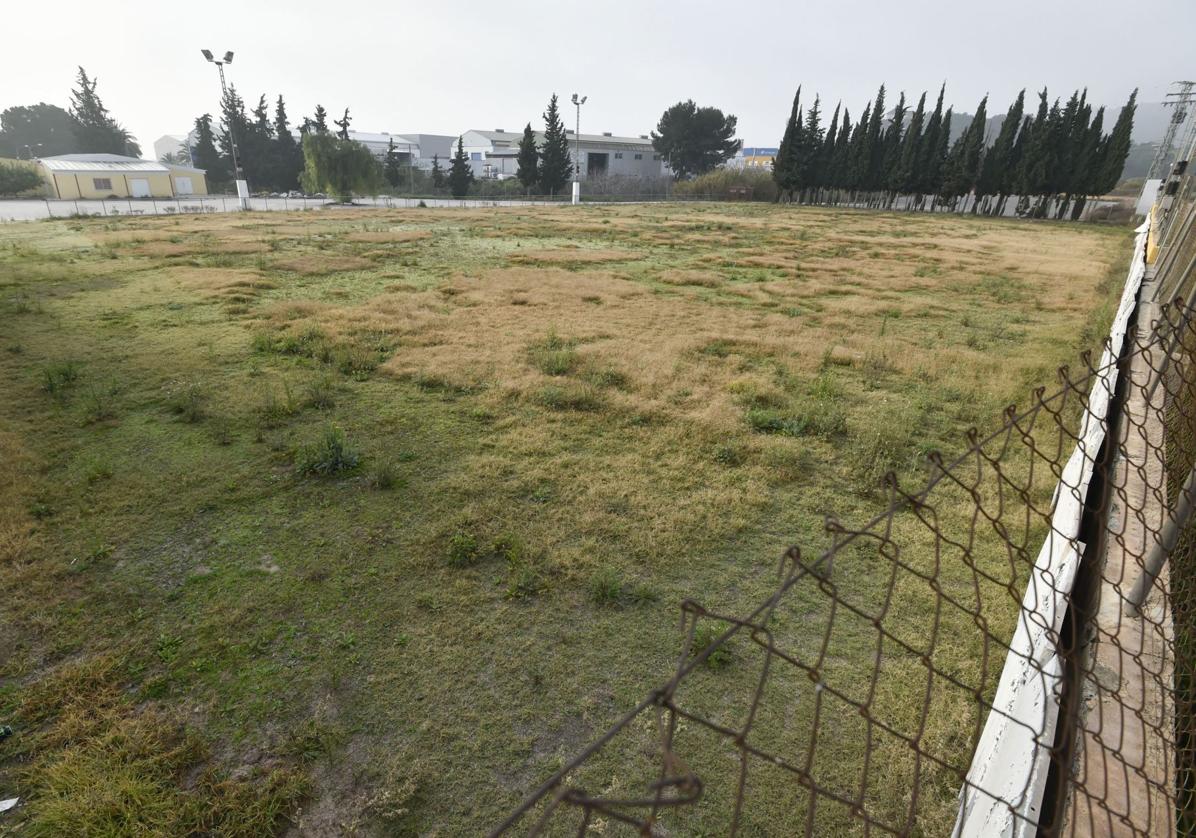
[218,84,251,182]
[773,86,803,201]
[940,95,986,211]
[69,67,140,156]
[1015,90,1051,215]
[334,108,352,140]
[1068,106,1105,219]
[273,96,301,192]
[448,137,474,198]
[384,138,402,188]
[191,114,228,186]
[830,108,853,195]
[431,155,445,190]
[516,123,539,191]
[538,94,573,195]
[881,91,907,200]
[312,105,329,134]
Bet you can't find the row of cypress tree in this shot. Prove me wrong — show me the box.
[774,83,1137,220]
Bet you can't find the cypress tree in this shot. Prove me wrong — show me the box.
[890,91,925,200]
[1069,106,1105,219]
[773,86,802,201]
[1095,89,1137,195]
[830,108,852,196]
[431,155,445,190]
[448,137,474,198]
[538,94,573,195]
[847,101,872,194]
[917,85,947,204]
[1001,115,1032,216]
[218,84,251,182]
[516,123,539,191]
[817,102,841,195]
[881,91,907,201]
[1015,90,1051,215]
[795,95,824,198]
[978,90,1024,214]
[864,85,886,192]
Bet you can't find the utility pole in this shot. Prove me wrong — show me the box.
[1147,81,1196,181]
[571,93,587,205]
[201,49,249,209]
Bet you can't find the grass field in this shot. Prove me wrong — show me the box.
[0,203,1130,835]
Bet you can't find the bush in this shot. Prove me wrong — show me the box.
[42,361,80,397]
[447,531,480,567]
[0,162,43,197]
[690,622,733,669]
[295,426,360,476]
[673,167,778,203]
[164,380,205,423]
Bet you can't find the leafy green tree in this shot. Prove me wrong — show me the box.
[334,108,352,140]
[0,104,78,158]
[448,137,475,198]
[300,133,382,202]
[0,162,44,196]
[538,94,573,194]
[516,123,539,191]
[651,99,741,180]
[431,155,445,189]
[69,67,140,156]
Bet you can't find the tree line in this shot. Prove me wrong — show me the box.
[773,83,1137,219]
[0,68,140,161]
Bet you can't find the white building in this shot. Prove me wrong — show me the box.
[456,129,667,180]
[345,131,455,170]
[153,133,194,163]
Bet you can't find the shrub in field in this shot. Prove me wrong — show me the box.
[370,460,398,490]
[257,381,299,429]
[528,332,579,376]
[690,622,733,669]
[305,374,336,410]
[80,382,117,425]
[447,531,480,567]
[588,566,658,607]
[164,380,205,423]
[295,426,360,476]
[673,167,778,202]
[42,361,80,397]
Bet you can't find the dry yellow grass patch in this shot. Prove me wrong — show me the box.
[657,269,725,288]
[0,428,36,567]
[509,248,637,265]
[344,231,432,243]
[270,255,374,275]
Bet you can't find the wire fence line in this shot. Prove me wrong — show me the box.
[492,210,1196,834]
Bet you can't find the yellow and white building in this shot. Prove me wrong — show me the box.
[34,154,207,199]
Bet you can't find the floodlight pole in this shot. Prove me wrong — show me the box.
[571,93,586,205]
[202,49,249,209]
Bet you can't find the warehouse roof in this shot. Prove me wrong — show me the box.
[38,154,172,173]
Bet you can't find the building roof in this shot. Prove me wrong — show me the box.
[465,129,655,147]
[38,153,172,173]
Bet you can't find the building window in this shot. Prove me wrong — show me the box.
[634,153,643,160]
[93,177,112,190]
[471,152,481,161]
[614,152,623,159]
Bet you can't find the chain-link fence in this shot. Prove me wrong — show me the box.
[493,205,1196,834]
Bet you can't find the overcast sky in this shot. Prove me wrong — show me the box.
[2,0,1193,153]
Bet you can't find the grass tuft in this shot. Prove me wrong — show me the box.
[295,425,361,476]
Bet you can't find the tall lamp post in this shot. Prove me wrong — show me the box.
[201,49,248,209]
[571,93,587,205]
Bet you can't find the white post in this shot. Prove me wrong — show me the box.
[572,181,580,205]
[236,179,250,211]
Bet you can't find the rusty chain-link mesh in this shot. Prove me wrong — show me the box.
[493,255,1196,835]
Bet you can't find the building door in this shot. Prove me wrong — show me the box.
[586,153,609,178]
[174,177,193,196]
[129,178,151,198]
